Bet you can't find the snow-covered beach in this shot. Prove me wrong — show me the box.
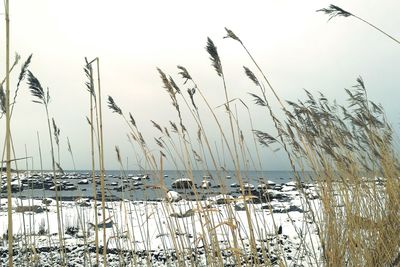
[0,177,323,266]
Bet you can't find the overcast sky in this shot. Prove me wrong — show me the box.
[1,0,400,171]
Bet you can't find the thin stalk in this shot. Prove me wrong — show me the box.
[24,144,33,246]
[353,14,400,44]
[44,105,65,265]
[37,131,52,251]
[4,1,13,266]
[95,58,107,265]
[27,70,66,264]
[86,59,99,266]
[318,5,400,46]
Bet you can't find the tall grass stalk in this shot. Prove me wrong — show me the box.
[226,29,323,263]
[86,57,108,265]
[207,37,260,264]
[156,69,221,263]
[84,57,100,265]
[27,71,66,265]
[317,4,400,45]
[281,77,400,265]
[4,1,13,265]
[0,51,32,265]
[174,66,246,264]
[95,58,109,266]
[36,131,53,252]
[114,146,137,266]
[2,12,398,266]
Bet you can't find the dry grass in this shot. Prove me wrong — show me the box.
[1,5,399,267]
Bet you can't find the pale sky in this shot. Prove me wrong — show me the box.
[1,0,400,171]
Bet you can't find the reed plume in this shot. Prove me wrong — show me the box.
[206,37,222,77]
[317,4,352,20]
[318,4,400,45]
[67,137,76,171]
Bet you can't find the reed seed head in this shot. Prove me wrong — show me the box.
[317,4,352,21]
[107,96,123,115]
[27,71,48,105]
[151,120,163,133]
[115,146,121,163]
[253,130,279,147]
[67,137,72,153]
[248,93,266,107]
[169,76,181,94]
[243,66,260,86]
[187,88,197,109]
[177,65,192,84]
[129,112,136,127]
[52,118,61,145]
[223,27,242,43]
[206,37,222,77]
[0,85,5,115]
[17,54,32,88]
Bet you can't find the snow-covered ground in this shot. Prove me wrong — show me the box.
[0,182,323,266]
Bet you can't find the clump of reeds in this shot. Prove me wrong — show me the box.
[282,78,400,265]
[84,57,102,266]
[1,4,34,266]
[225,25,400,265]
[2,4,398,266]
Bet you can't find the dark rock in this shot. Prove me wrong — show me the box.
[288,205,304,212]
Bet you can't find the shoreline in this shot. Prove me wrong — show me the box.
[0,182,322,266]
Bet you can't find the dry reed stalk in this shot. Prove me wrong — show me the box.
[172,71,231,199]
[164,123,223,263]
[85,57,100,265]
[36,132,53,258]
[4,1,13,265]
[228,29,326,265]
[94,58,108,265]
[284,77,400,265]
[23,146,31,244]
[0,55,32,262]
[318,4,400,45]
[27,71,66,265]
[160,67,242,264]
[4,136,28,259]
[114,146,138,265]
[208,37,260,264]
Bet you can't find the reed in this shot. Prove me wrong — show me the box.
[67,137,76,171]
[317,4,400,45]
[27,71,66,265]
[84,58,100,266]
[1,5,399,266]
[283,80,400,265]
[36,131,53,255]
[95,58,109,266]
[315,6,400,264]
[0,52,32,266]
[4,1,13,266]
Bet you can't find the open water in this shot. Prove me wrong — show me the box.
[1,170,312,201]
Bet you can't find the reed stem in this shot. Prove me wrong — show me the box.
[4,1,13,265]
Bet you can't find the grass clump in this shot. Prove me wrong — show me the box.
[1,4,399,267]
